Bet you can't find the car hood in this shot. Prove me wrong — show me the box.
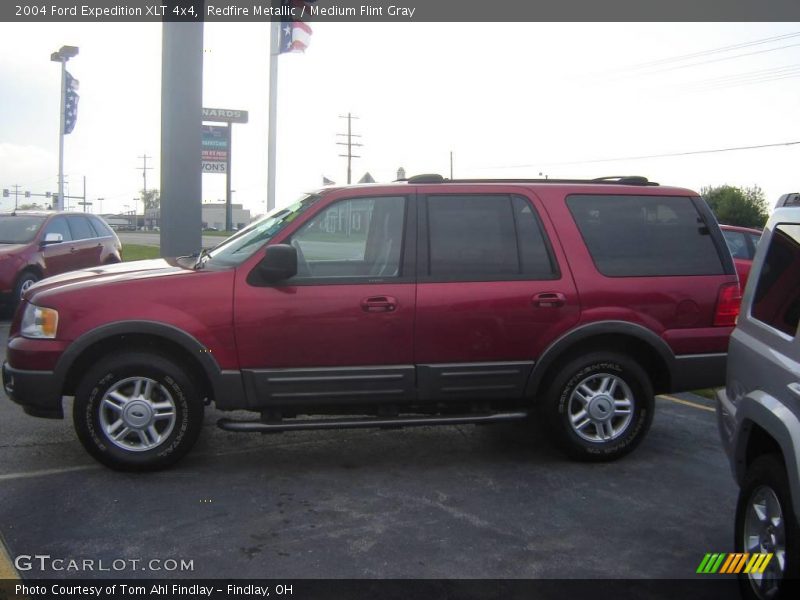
[0,243,28,255]
[26,258,192,298]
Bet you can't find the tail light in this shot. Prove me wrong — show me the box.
[714,282,741,327]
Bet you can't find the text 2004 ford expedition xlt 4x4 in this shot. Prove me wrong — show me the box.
[4,175,740,471]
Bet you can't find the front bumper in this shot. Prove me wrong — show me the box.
[2,361,63,418]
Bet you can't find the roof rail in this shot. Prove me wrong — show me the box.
[776,192,800,208]
[405,174,659,186]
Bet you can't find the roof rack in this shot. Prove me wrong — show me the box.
[405,174,659,186]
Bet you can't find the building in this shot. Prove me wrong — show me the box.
[200,203,251,231]
[142,203,252,231]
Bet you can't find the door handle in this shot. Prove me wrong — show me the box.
[532,292,566,308]
[788,383,800,398]
[361,296,397,313]
[69,247,77,253]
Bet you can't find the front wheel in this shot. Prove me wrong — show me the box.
[73,351,204,471]
[735,454,800,600]
[539,352,654,461]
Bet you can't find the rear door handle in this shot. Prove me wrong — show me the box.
[532,292,567,308]
[361,296,397,313]
[69,247,78,253]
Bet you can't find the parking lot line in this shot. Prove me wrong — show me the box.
[658,394,715,413]
[0,533,18,580]
[0,464,98,483]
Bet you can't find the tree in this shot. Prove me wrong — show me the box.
[17,202,44,210]
[141,189,160,211]
[701,184,768,228]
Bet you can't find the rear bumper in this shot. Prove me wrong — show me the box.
[670,353,727,391]
[2,361,63,418]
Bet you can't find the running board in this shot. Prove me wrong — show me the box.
[216,411,529,433]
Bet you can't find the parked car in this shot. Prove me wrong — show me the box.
[0,211,122,308]
[716,200,800,599]
[720,223,763,290]
[3,175,740,471]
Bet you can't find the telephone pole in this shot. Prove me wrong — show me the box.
[138,154,153,195]
[336,113,362,184]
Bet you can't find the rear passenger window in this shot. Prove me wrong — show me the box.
[751,224,800,337]
[426,195,557,280]
[89,217,113,237]
[567,195,724,277]
[67,216,95,240]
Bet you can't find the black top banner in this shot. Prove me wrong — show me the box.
[3,0,800,22]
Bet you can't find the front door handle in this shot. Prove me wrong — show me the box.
[361,296,397,313]
[532,292,566,308]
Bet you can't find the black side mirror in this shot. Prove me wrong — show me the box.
[258,244,297,282]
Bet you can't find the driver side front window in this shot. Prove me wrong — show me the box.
[290,196,406,280]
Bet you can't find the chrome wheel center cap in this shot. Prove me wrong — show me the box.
[123,400,153,429]
[588,395,614,421]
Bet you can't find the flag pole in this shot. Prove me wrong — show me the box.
[267,18,280,213]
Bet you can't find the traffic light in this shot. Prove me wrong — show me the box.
[2,189,7,198]
[25,191,30,198]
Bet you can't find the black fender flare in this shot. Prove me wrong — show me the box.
[54,321,246,410]
[525,320,675,398]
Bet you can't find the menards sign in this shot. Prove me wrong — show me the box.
[202,107,248,124]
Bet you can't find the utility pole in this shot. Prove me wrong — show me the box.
[336,113,362,184]
[11,185,21,209]
[450,151,453,179]
[138,154,152,195]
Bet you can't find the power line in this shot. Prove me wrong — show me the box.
[632,41,800,77]
[611,31,800,72]
[480,141,800,170]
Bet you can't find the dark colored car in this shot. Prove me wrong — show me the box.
[0,211,122,306]
[3,175,740,471]
[720,224,763,290]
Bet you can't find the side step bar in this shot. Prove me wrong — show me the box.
[217,411,529,433]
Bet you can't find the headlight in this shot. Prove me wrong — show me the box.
[21,304,59,339]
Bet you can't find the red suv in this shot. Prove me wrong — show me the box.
[3,176,740,470]
[0,211,122,307]
[719,223,763,290]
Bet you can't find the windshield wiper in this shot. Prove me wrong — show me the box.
[194,247,210,270]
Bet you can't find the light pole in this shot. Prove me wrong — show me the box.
[51,45,78,212]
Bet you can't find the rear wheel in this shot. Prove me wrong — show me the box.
[735,454,800,600]
[539,352,654,461]
[73,351,204,471]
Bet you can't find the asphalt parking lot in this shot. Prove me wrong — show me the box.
[0,319,740,583]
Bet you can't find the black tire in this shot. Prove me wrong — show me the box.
[735,454,800,600]
[73,351,204,471]
[14,270,40,303]
[539,352,654,461]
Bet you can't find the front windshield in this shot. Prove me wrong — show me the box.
[204,193,321,267]
[0,216,46,244]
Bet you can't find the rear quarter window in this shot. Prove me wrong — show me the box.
[751,224,800,337]
[566,194,725,277]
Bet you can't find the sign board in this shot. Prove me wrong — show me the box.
[202,125,229,173]
[202,107,248,124]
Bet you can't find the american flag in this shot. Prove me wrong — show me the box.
[279,0,315,54]
[64,71,79,134]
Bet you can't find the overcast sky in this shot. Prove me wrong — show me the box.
[0,22,799,217]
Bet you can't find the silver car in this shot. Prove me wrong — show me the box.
[717,195,800,599]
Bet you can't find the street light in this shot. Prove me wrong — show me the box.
[51,45,79,212]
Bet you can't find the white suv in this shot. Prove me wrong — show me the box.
[717,194,800,599]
